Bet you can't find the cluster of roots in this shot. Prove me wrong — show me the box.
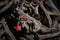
[0,0,60,40]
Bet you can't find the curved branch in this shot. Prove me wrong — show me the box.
[38,32,60,39]
[0,0,8,6]
[0,0,13,13]
[1,18,16,40]
[39,1,52,27]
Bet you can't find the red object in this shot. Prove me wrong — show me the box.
[16,23,22,31]
[43,2,48,9]
[44,3,48,9]
[21,17,28,21]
